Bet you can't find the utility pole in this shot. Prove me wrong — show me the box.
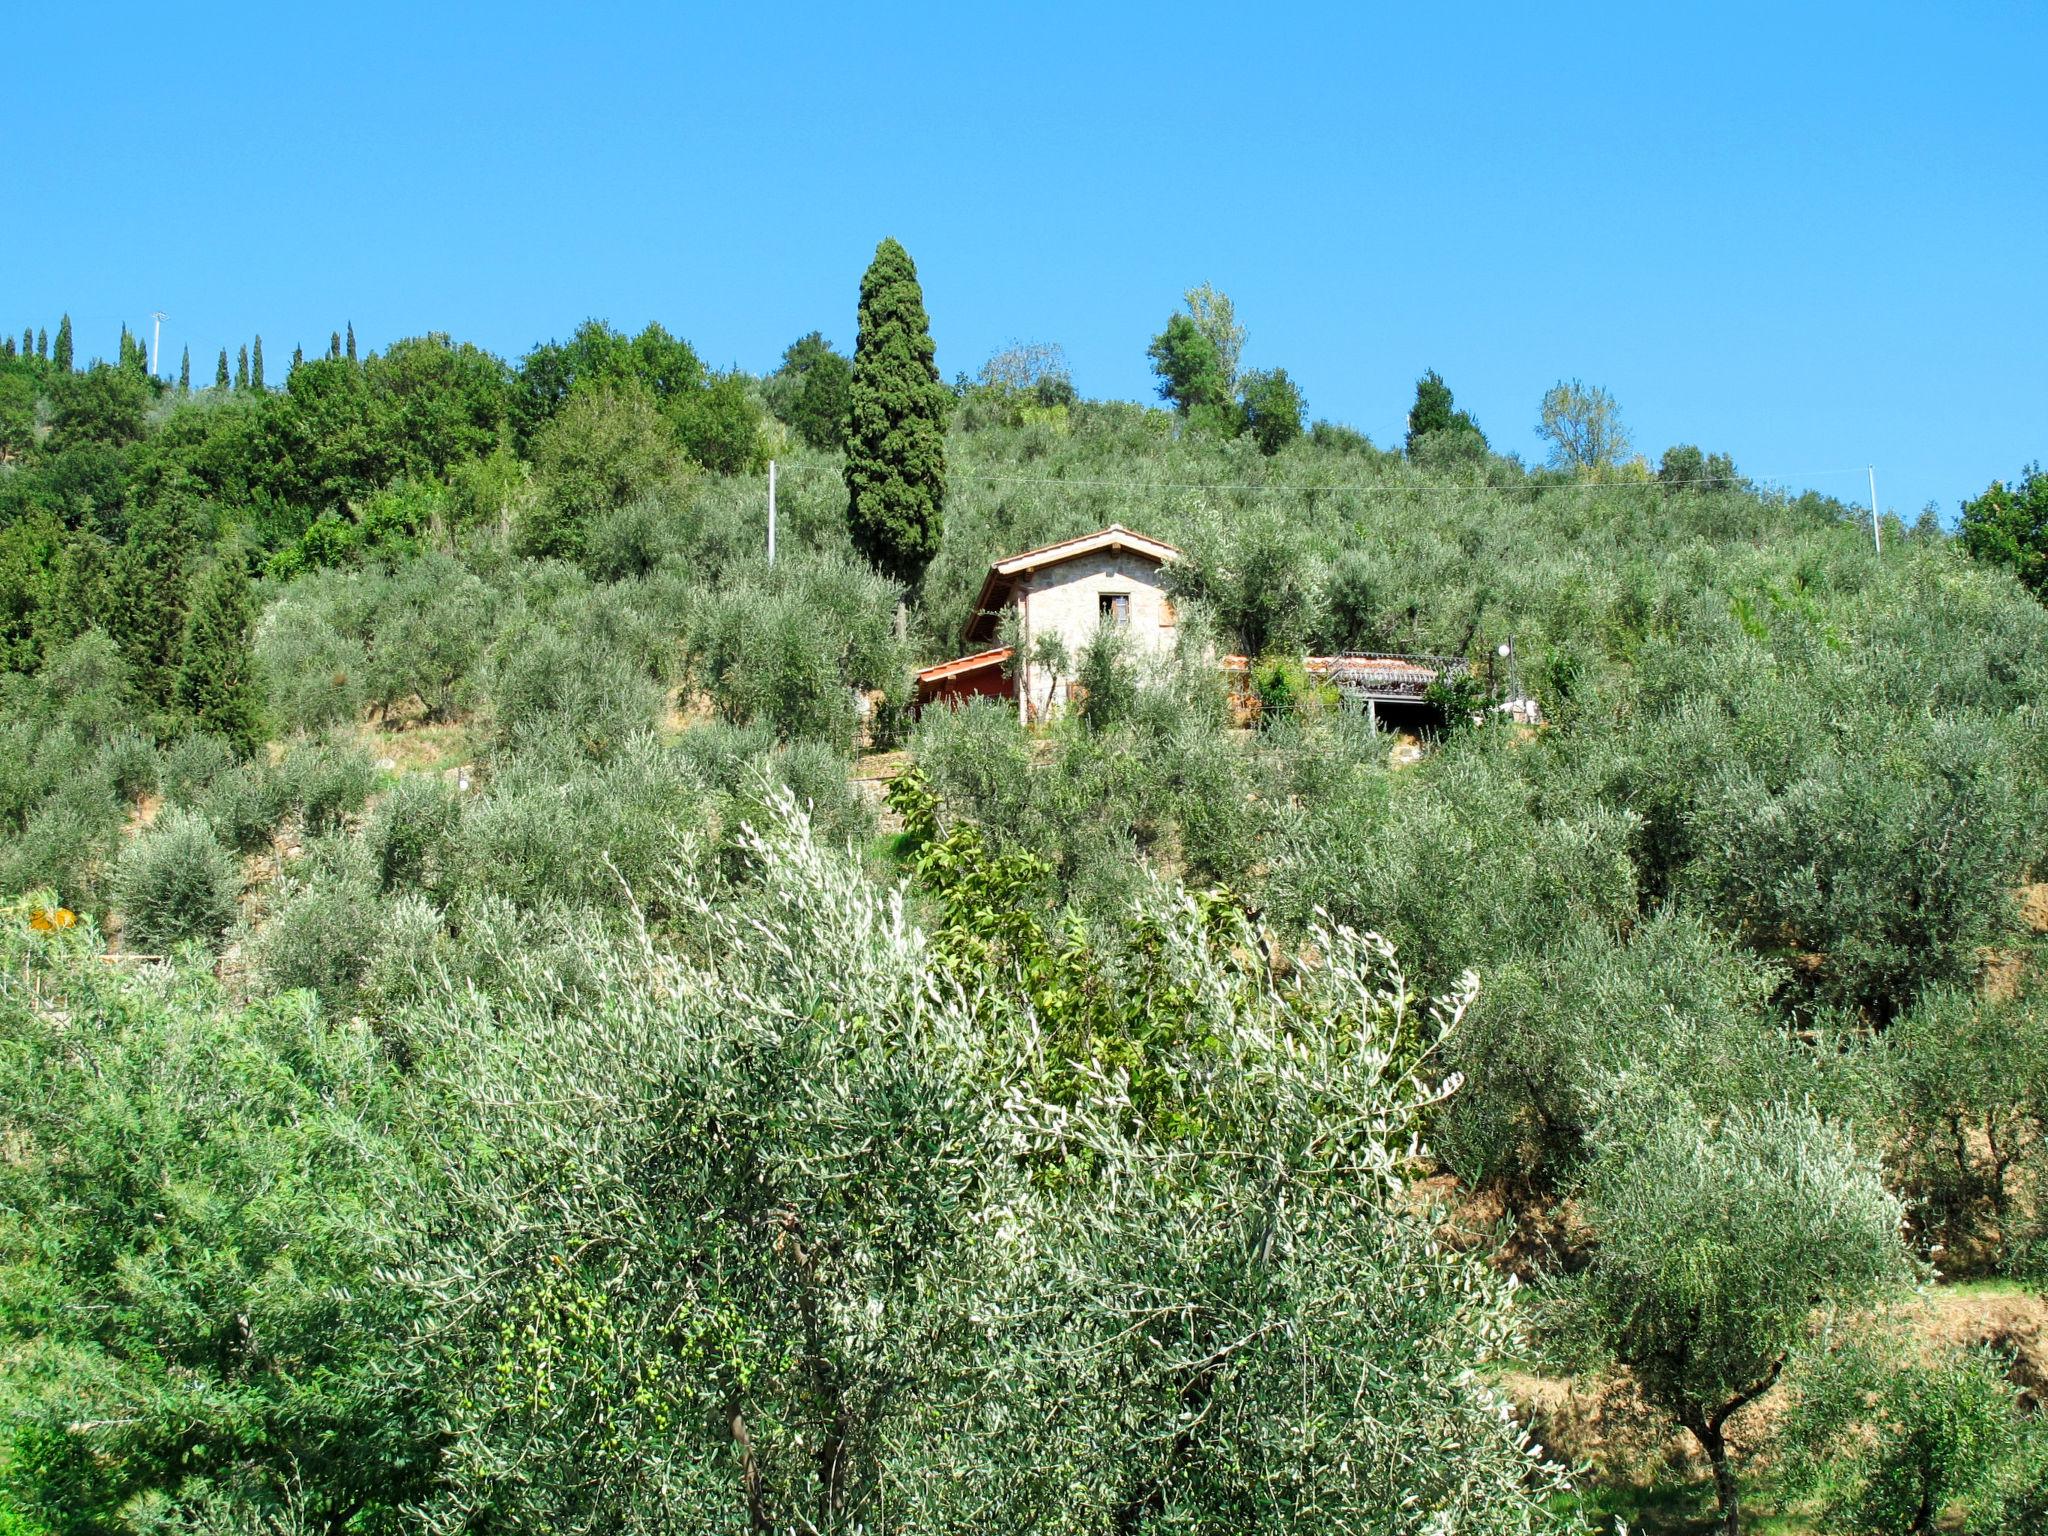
[767,459,777,566]
[1867,465,1881,554]
[150,312,167,376]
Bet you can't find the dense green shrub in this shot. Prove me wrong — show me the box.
[0,927,429,1532]
[112,806,241,952]
[686,553,903,740]
[484,619,663,761]
[1784,1336,2027,1535]
[278,738,379,835]
[248,838,385,1006]
[364,772,462,894]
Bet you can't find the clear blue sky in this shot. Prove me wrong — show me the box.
[12,1,2043,517]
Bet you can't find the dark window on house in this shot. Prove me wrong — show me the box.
[1100,592,1131,626]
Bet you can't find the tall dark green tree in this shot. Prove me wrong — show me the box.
[107,517,195,708]
[18,327,29,356]
[215,348,230,391]
[291,343,303,373]
[36,326,48,360]
[235,345,249,391]
[345,322,357,363]
[53,314,73,371]
[175,553,262,753]
[178,345,190,393]
[1405,369,1487,458]
[251,336,265,391]
[329,330,342,360]
[844,238,947,587]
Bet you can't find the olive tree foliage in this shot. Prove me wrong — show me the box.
[1535,378,1630,472]
[1781,1331,2038,1536]
[1551,1105,1911,1536]
[399,797,1581,1536]
[1876,984,2048,1273]
[113,805,242,952]
[684,552,906,741]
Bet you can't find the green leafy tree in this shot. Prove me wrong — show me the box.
[844,238,948,587]
[235,343,249,391]
[175,555,262,754]
[1553,1105,1910,1536]
[52,313,72,371]
[768,330,854,450]
[1537,378,1630,471]
[1404,369,1487,458]
[1239,366,1305,455]
[1960,464,2048,600]
[330,329,341,359]
[346,320,357,362]
[672,370,764,475]
[214,346,230,390]
[1147,311,1232,419]
[0,921,431,1529]
[521,383,687,560]
[36,325,48,360]
[1658,443,1738,494]
[45,363,151,453]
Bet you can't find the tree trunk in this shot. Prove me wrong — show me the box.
[1699,1424,1742,1536]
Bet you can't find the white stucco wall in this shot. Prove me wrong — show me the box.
[1013,550,1176,720]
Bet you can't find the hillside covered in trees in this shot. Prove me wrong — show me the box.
[3,244,2048,1535]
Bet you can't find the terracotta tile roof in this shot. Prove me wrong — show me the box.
[914,645,1015,684]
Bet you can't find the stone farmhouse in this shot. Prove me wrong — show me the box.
[915,525,1183,722]
[915,523,1518,730]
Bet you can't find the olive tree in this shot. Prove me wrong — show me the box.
[403,796,1583,1535]
[1552,1104,1911,1536]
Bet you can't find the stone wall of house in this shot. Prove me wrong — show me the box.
[1015,550,1176,720]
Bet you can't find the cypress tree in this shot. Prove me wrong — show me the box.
[345,321,357,363]
[18,327,29,356]
[251,336,265,390]
[179,346,191,393]
[330,331,341,360]
[291,344,303,373]
[844,238,948,588]
[175,554,261,754]
[107,517,194,709]
[235,345,249,391]
[215,349,230,390]
[36,328,47,360]
[53,314,73,371]
[1,337,12,360]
